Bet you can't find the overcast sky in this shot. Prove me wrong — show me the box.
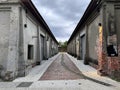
[32,0,91,42]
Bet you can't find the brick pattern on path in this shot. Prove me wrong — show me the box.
[40,54,83,80]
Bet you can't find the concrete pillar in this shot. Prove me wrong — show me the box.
[6,6,20,80]
[17,7,25,77]
[44,34,47,60]
[84,25,89,64]
[36,26,40,65]
[97,1,109,76]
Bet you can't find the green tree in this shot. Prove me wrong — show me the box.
[61,41,68,48]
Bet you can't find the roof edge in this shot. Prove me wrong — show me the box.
[20,0,58,44]
[67,0,102,44]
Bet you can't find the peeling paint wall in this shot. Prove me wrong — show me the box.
[96,1,120,79]
[67,0,120,80]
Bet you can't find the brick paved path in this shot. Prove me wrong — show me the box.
[40,53,84,80]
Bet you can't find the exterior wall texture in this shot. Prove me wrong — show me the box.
[97,1,120,80]
[0,10,10,70]
[80,27,86,60]
[87,15,100,65]
[0,0,58,81]
[0,2,20,80]
[67,0,120,80]
[76,35,80,59]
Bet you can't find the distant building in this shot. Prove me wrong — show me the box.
[0,0,58,81]
[67,0,120,80]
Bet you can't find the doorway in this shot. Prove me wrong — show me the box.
[80,35,86,60]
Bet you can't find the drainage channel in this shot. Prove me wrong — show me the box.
[61,54,114,87]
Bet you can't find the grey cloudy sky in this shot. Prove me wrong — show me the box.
[32,0,91,42]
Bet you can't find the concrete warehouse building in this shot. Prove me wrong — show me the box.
[0,0,58,81]
[67,0,120,80]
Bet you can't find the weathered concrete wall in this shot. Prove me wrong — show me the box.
[76,34,80,59]
[46,34,50,59]
[39,27,46,60]
[73,37,76,57]
[22,9,38,74]
[51,40,57,56]
[115,6,120,79]
[68,38,76,57]
[0,1,21,80]
[87,15,100,65]
[116,6,120,44]
[0,0,58,81]
[7,5,20,79]
[67,0,120,80]
[107,2,120,79]
[80,27,86,60]
[97,1,120,80]
[0,10,10,70]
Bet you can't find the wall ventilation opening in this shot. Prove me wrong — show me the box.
[107,45,118,57]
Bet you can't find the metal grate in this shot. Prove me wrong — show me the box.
[17,82,33,87]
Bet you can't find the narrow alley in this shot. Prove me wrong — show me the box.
[0,0,120,90]
[40,54,84,80]
[0,53,117,90]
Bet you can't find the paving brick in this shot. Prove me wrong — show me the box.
[40,54,83,80]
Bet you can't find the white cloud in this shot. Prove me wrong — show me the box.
[32,0,91,42]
